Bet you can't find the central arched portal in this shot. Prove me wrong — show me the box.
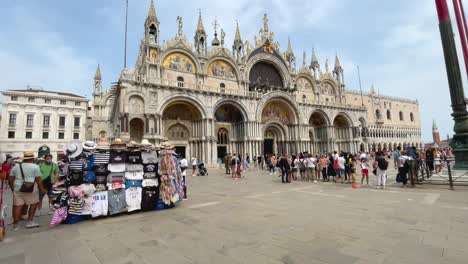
[263,124,285,155]
[214,102,246,159]
[261,99,296,155]
[162,101,202,158]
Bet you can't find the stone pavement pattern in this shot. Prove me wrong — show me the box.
[1,167,468,264]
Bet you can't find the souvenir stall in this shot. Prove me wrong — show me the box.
[50,138,185,226]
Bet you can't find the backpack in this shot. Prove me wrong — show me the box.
[299,160,306,171]
[378,158,389,170]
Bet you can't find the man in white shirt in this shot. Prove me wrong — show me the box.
[191,157,197,176]
[305,154,316,182]
[337,154,346,183]
[179,156,188,200]
[398,150,412,187]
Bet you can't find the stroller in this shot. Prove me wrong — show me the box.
[198,163,208,176]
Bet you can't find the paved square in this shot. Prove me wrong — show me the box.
[1,168,468,264]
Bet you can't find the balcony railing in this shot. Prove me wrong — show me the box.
[120,73,367,111]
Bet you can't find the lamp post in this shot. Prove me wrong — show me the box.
[435,0,468,170]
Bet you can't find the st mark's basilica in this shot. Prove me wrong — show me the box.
[90,1,422,165]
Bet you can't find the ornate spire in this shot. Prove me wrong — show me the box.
[196,10,205,34]
[211,18,220,46]
[334,53,342,71]
[147,0,158,21]
[94,64,101,80]
[302,51,307,67]
[234,21,242,43]
[310,48,319,69]
[371,84,376,94]
[287,36,293,54]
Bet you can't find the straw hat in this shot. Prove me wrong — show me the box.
[82,141,97,151]
[141,139,152,146]
[111,138,127,150]
[23,151,35,160]
[64,142,83,159]
[160,142,173,150]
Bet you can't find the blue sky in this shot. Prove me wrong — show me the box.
[0,0,465,142]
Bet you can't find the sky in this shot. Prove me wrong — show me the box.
[0,0,466,142]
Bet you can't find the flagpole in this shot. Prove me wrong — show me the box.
[357,65,364,106]
[124,0,128,69]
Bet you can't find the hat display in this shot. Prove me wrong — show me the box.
[141,139,152,146]
[23,151,35,160]
[160,142,173,150]
[65,142,83,159]
[111,138,127,150]
[82,141,97,151]
[96,138,110,150]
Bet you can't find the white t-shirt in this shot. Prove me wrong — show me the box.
[338,157,346,169]
[125,171,144,180]
[82,197,94,215]
[360,163,368,170]
[305,157,316,168]
[126,187,142,212]
[180,158,188,168]
[360,153,367,160]
[91,191,108,218]
[191,158,197,166]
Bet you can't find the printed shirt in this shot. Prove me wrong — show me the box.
[108,189,127,215]
[125,187,142,212]
[91,191,108,218]
[127,151,142,164]
[110,150,127,163]
[10,163,41,192]
[141,186,159,211]
[94,151,110,165]
[141,151,158,164]
[69,158,85,171]
[305,158,316,168]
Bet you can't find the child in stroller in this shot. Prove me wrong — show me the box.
[198,163,208,176]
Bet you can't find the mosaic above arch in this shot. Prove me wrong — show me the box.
[208,60,236,80]
[262,100,294,125]
[163,52,196,73]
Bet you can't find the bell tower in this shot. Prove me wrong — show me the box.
[93,64,102,96]
[145,0,160,46]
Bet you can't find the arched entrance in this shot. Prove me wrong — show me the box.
[162,101,202,159]
[310,111,329,154]
[249,61,284,92]
[333,114,352,152]
[263,124,285,155]
[129,118,144,142]
[214,102,246,157]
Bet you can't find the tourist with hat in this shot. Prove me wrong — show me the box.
[8,151,46,230]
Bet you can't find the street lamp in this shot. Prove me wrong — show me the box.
[435,0,468,169]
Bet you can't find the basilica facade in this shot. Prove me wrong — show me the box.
[90,1,422,165]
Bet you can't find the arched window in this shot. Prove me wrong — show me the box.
[217,128,228,145]
[410,112,414,122]
[177,76,184,88]
[386,110,391,120]
[376,110,381,120]
[220,83,226,93]
[399,111,404,121]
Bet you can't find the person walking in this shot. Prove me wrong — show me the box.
[38,154,59,216]
[225,154,231,175]
[243,156,249,172]
[319,155,329,182]
[398,150,412,187]
[278,155,290,184]
[375,152,389,189]
[327,153,337,182]
[305,154,316,182]
[1,156,13,190]
[179,156,188,199]
[298,153,306,180]
[8,152,46,230]
[291,155,298,181]
[269,155,276,175]
[337,154,346,183]
[191,157,198,176]
[360,158,370,186]
[258,155,263,170]
[393,147,401,169]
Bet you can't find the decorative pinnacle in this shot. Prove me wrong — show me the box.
[147,0,157,19]
[94,64,101,80]
[334,53,342,70]
[196,9,205,33]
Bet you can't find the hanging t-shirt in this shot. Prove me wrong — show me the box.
[94,151,110,165]
[127,151,142,164]
[110,150,127,163]
[95,175,107,185]
[108,189,127,215]
[83,155,95,171]
[68,170,83,186]
[143,163,157,173]
[125,171,144,180]
[108,163,126,173]
[126,164,144,172]
[141,186,159,211]
[142,179,158,187]
[125,180,143,188]
[81,197,94,215]
[93,164,109,176]
[141,151,158,164]
[125,187,142,212]
[107,172,125,183]
[91,191,108,218]
[69,158,84,170]
[68,198,85,215]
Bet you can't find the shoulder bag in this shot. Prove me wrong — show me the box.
[19,164,35,193]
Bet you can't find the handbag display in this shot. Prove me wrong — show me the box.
[19,164,35,193]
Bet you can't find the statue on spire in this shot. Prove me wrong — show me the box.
[177,16,183,37]
[325,59,329,72]
[263,13,269,33]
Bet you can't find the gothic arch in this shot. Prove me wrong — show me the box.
[129,117,145,142]
[309,110,331,127]
[263,121,288,141]
[333,112,354,127]
[320,80,340,96]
